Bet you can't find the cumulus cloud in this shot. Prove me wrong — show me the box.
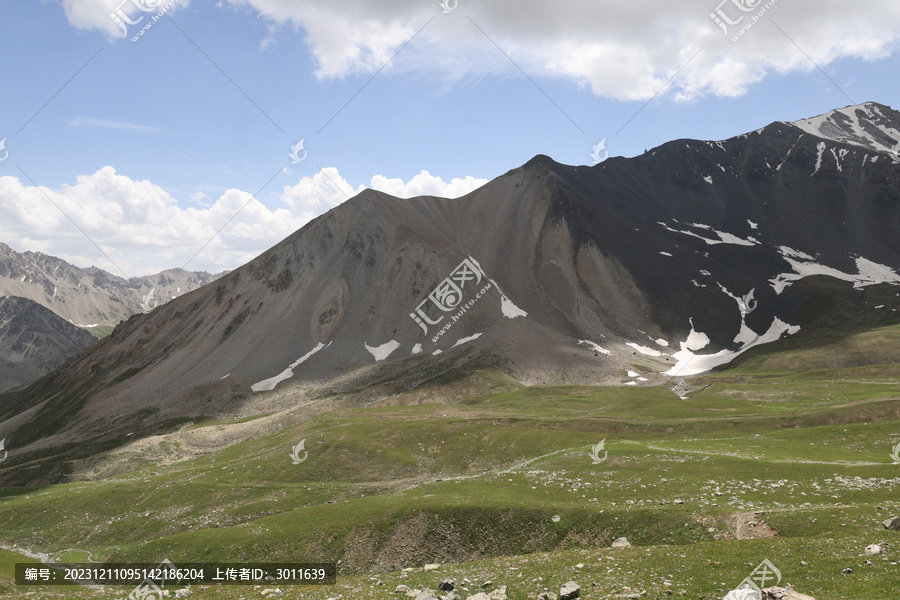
[61,0,191,38]
[369,170,487,198]
[0,167,486,276]
[60,0,900,100]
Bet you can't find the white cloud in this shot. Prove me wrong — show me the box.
[70,116,159,132]
[56,1,900,100]
[0,166,486,277]
[228,0,900,101]
[369,170,487,198]
[61,0,190,38]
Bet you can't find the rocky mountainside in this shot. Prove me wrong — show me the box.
[1,101,899,483]
[0,242,227,328]
[0,296,98,393]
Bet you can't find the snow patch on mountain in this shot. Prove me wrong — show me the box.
[790,103,900,153]
[488,277,527,319]
[684,320,710,351]
[251,341,332,392]
[813,142,826,175]
[665,318,799,377]
[770,248,900,294]
[453,333,483,348]
[578,340,611,355]
[659,221,758,247]
[366,340,401,361]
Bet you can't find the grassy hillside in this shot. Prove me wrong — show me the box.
[1,325,899,599]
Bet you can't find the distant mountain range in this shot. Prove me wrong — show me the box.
[1,101,899,485]
[0,243,227,391]
[0,242,227,328]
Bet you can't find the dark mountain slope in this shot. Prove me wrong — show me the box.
[0,296,98,393]
[1,102,899,485]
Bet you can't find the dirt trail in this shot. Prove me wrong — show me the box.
[623,440,886,466]
[394,446,583,493]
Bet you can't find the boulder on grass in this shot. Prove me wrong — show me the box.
[559,581,580,600]
[760,587,817,600]
[487,585,507,600]
[865,544,883,555]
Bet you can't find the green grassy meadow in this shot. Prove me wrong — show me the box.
[1,323,899,599]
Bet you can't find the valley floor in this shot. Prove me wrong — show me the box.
[2,327,900,599]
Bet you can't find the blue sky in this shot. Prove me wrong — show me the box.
[0,0,898,276]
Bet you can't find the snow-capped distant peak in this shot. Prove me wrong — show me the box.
[787,102,900,153]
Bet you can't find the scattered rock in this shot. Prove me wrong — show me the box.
[559,581,580,600]
[865,544,883,555]
[467,593,490,600]
[537,593,552,600]
[415,589,440,600]
[260,589,282,597]
[611,537,631,548]
[552,515,561,523]
[488,585,507,600]
[760,587,817,600]
[439,580,456,592]
[673,499,684,504]
[424,564,441,571]
[883,517,900,531]
[396,585,411,594]
[841,567,852,574]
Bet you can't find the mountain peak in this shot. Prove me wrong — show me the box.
[785,101,900,152]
